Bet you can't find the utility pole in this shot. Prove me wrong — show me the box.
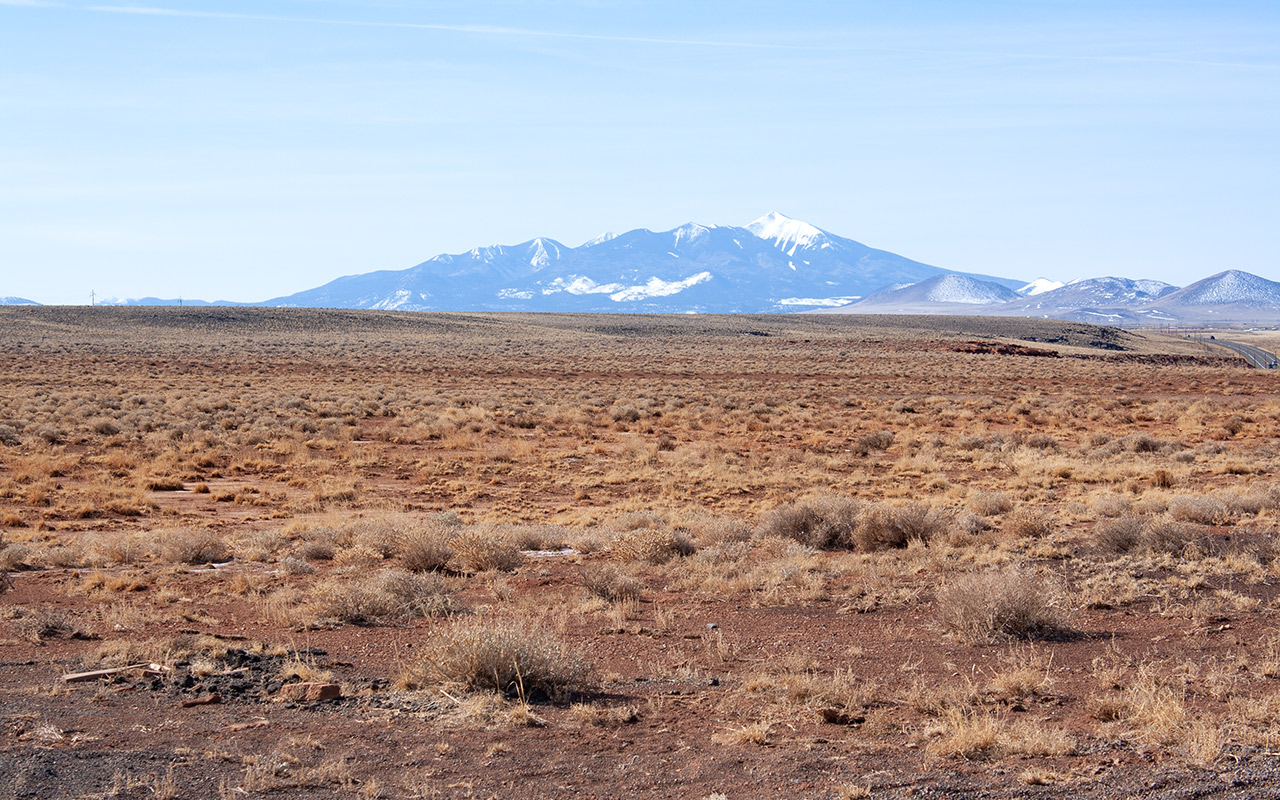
[89,290,95,307]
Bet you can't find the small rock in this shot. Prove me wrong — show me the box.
[706,623,719,630]
[180,694,222,708]
[277,682,342,702]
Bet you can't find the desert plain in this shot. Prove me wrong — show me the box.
[2,307,1280,799]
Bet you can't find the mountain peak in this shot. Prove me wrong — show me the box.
[582,231,617,248]
[746,212,828,255]
[672,222,715,246]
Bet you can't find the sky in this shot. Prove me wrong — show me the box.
[1,1,1277,304]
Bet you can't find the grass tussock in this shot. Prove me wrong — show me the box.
[157,529,229,565]
[301,569,455,627]
[935,568,1071,644]
[400,618,592,702]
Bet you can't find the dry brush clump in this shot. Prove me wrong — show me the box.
[934,568,1071,644]
[757,496,952,552]
[157,528,229,565]
[400,617,592,702]
[606,514,697,564]
[448,525,524,573]
[577,564,643,603]
[291,569,456,627]
[755,494,859,550]
[1094,515,1210,556]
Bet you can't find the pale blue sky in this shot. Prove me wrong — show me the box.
[1,1,1277,304]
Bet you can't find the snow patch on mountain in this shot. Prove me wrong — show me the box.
[528,238,560,269]
[778,296,862,307]
[582,231,617,247]
[610,272,713,302]
[673,223,714,247]
[542,271,713,302]
[746,211,828,256]
[543,276,624,296]
[1018,278,1064,296]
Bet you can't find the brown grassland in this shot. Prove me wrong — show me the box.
[2,306,1280,798]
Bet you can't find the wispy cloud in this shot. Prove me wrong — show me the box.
[81,4,791,49]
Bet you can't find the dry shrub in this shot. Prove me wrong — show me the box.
[86,633,229,668]
[852,430,894,456]
[86,533,146,567]
[277,556,315,576]
[1002,508,1052,540]
[449,526,522,573]
[399,517,458,573]
[500,523,568,552]
[928,709,1076,760]
[856,502,950,551]
[1169,496,1228,525]
[402,618,591,701]
[1126,433,1179,454]
[1092,495,1132,518]
[0,542,30,571]
[1220,487,1280,516]
[577,564,642,603]
[756,494,859,550]
[235,530,289,562]
[14,608,81,644]
[306,569,455,626]
[608,516,696,564]
[296,528,337,562]
[1143,519,1208,556]
[158,529,229,565]
[1095,516,1147,554]
[969,492,1013,517]
[935,568,1070,644]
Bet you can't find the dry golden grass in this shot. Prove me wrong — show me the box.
[934,568,1071,643]
[400,617,592,701]
[5,308,1280,791]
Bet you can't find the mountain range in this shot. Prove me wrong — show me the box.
[8,213,1279,323]
[253,212,1020,314]
[836,270,1280,324]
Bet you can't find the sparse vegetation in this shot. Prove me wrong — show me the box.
[2,308,1279,797]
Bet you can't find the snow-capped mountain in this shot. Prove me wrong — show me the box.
[1154,270,1280,308]
[262,213,1023,313]
[833,274,1020,313]
[1140,271,1280,322]
[0,296,40,305]
[989,277,1180,322]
